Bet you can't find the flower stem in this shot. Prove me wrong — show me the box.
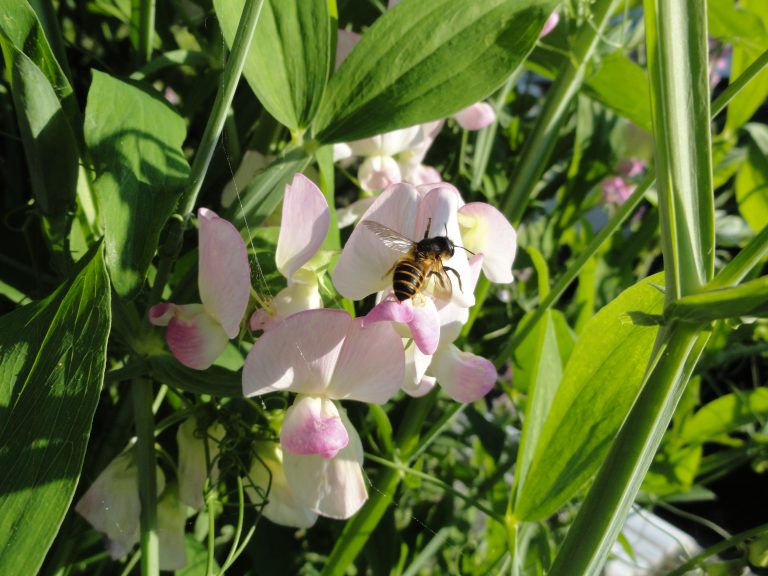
[132,378,159,576]
[320,390,437,575]
[149,0,264,306]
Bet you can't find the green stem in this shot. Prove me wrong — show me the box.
[666,522,768,576]
[149,0,264,305]
[137,0,155,65]
[132,379,159,576]
[710,224,768,289]
[501,0,620,225]
[471,70,520,191]
[320,391,437,575]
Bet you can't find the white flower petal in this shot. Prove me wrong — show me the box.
[283,408,367,519]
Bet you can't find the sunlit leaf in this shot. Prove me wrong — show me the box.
[84,71,190,298]
[312,0,557,143]
[0,245,110,574]
[214,0,330,131]
[735,123,768,233]
[514,274,665,521]
[680,387,768,445]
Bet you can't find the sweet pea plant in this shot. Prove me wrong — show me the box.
[1,0,768,575]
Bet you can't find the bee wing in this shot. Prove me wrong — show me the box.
[362,220,416,254]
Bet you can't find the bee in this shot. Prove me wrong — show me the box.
[362,218,473,301]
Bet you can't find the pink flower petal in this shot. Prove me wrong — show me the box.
[409,297,440,355]
[148,303,177,326]
[458,203,516,284]
[403,164,441,186]
[347,126,422,157]
[248,442,318,528]
[197,208,250,338]
[333,183,420,300]
[177,419,225,509]
[337,196,376,228]
[435,254,484,345]
[359,155,402,192]
[242,309,350,397]
[328,318,404,404]
[281,396,349,459]
[335,29,361,69]
[276,173,330,279]
[402,345,435,397]
[540,11,560,37]
[363,298,415,326]
[165,304,230,370]
[283,409,367,519]
[430,345,497,403]
[453,102,496,130]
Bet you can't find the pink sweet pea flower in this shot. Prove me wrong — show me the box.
[176,417,226,509]
[149,209,250,370]
[334,183,475,356]
[250,173,329,331]
[242,308,404,518]
[247,441,318,528]
[75,450,166,560]
[540,11,560,37]
[404,254,498,402]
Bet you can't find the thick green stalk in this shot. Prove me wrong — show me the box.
[149,0,264,304]
[548,323,709,575]
[132,379,159,576]
[644,0,714,299]
[501,0,620,225]
[320,391,437,575]
[137,0,155,64]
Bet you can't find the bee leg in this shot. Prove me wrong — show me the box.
[443,266,463,293]
[429,270,448,290]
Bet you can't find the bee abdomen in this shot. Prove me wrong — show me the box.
[393,260,424,301]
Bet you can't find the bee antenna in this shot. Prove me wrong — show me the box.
[457,244,475,256]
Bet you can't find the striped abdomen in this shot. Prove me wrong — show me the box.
[393,258,426,301]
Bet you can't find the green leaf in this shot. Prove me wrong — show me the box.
[645,0,715,298]
[722,0,768,134]
[149,356,241,397]
[214,0,330,131]
[0,245,111,575]
[511,311,563,504]
[7,47,79,218]
[735,123,768,233]
[85,71,190,298]
[514,274,665,521]
[312,0,557,143]
[680,387,768,445]
[666,275,768,322]
[224,147,311,227]
[583,52,652,132]
[0,0,78,125]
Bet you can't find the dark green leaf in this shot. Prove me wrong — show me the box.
[8,47,78,217]
[149,356,241,397]
[84,71,190,298]
[214,0,330,130]
[0,0,80,131]
[224,147,311,227]
[0,245,111,575]
[312,0,557,143]
[514,274,665,521]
